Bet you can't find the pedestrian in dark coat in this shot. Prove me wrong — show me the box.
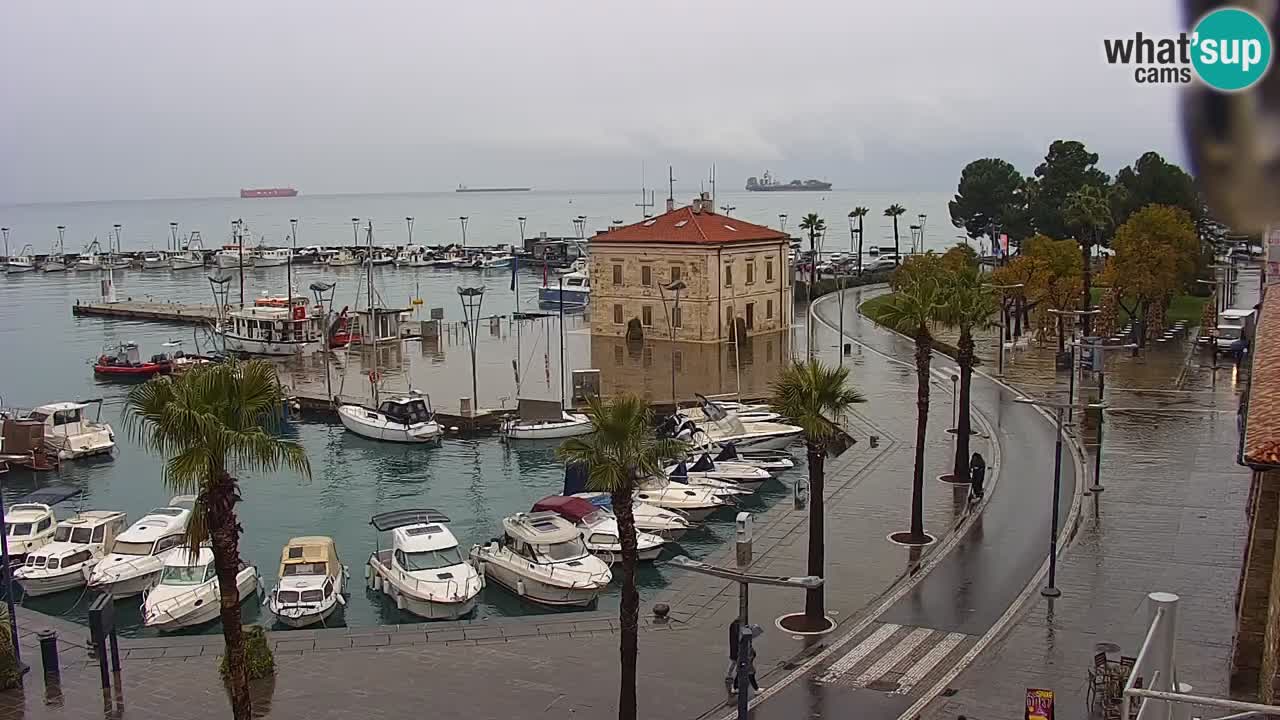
[970,452,987,500]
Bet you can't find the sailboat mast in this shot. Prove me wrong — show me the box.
[287,218,296,319]
[366,220,378,406]
[559,277,566,410]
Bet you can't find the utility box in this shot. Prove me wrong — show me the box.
[735,512,753,568]
[572,369,601,401]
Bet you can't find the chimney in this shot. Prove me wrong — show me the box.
[665,198,674,212]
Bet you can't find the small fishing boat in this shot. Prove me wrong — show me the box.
[142,251,169,270]
[366,510,483,620]
[142,547,260,631]
[531,496,665,564]
[324,249,360,267]
[476,251,515,269]
[41,234,68,272]
[471,511,612,607]
[538,263,591,306]
[394,245,432,267]
[93,341,174,379]
[216,304,326,356]
[20,400,115,460]
[169,232,205,270]
[252,247,292,267]
[4,245,36,274]
[215,246,253,268]
[102,254,132,270]
[267,536,348,628]
[501,398,592,440]
[15,510,128,597]
[87,496,195,598]
[74,241,104,271]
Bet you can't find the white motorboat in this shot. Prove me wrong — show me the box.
[570,493,692,542]
[501,398,593,440]
[142,547,260,631]
[87,496,195,598]
[477,252,514,269]
[15,511,128,597]
[471,511,612,607]
[531,496,664,564]
[366,510,483,620]
[699,442,795,472]
[4,503,58,563]
[662,398,801,451]
[633,477,732,522]
[267,536,348,628]
[339,393,443,443]
[680,406,782,424]
[253,247,292,267]
[170,232,205,270]
[363,252,394,266]
[217,304,326,356]
[394,245,432,267]
[4,245,36,274]
[40,257,67,273]
[664,454,772,492]
[141,251,169,270]
[23,400,115,460]
[325,249,360,267]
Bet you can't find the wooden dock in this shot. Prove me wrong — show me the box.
[73,300,221,324]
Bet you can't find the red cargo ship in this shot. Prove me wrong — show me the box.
[240,187,298,198]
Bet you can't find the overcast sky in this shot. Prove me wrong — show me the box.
[1,1,1186,204]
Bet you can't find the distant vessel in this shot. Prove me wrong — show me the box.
[745,171,831,192]
[455,185,531,193]
[240,187,298,199]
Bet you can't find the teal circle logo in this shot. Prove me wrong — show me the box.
[1192,7,1273,91]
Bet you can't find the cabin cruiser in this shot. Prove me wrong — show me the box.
[87,497,194,598]
[15,511,128,597]
[471,511,612,607]
[476,251,514,269]
[141,251,169,270]
[665,454,772,492]
[170,232,205,270]
[570,493,691,542]
[324,249,360,267]
[538,263,590,306]
[661,398,802,451]
[4,245,36,274]
[142,547,260,631]
[339,392,442,443]
[366,510,483,620]
[500,398,592,440]
[216,304,326,355]
[267,536,348,628]
[531,496,665,564]
[22,401,115,459]
[4,503,57,563]
[679,404,782,425]
[252,247,292,267]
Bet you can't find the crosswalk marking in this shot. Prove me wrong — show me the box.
[816,623,899,684]
[892,632,966,694]
[851,627,933,687]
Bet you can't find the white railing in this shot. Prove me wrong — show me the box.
[1123,592,1280,720]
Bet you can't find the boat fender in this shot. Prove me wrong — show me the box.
[517,578,526,596]
[395,592,405,611]
[363,564,370,580]
[335,593,346,606]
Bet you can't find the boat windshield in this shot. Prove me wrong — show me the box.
[8,523,32,537]
[401,547,464,571]
[112,541,155,557]
[536,539,589,562]
[282,562,327,576]
[53,526,92,544]
[160,563,214,585]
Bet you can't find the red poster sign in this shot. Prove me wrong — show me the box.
[1026,688,1055,720]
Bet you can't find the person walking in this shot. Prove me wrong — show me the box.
[725,619,741,691]
[969,451,987,501]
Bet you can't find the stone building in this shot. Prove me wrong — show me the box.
[588,194,793,343]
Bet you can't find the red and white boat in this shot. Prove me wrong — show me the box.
[93,342,173,378]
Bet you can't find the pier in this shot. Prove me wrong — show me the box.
[72,299,222,324]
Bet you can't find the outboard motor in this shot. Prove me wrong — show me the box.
[563,462,590,495]
[714,443,739,463]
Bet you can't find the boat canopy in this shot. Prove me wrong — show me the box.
[689,454,716,472]
[17,484,81,506]
[502,511,580,545]
[279,536,341,578]
[532,496,597,523]
[713,444,740,462]
[370,509,451,532]
[695,394,728,421]
[516,398,564,422]
[377,398,433,425]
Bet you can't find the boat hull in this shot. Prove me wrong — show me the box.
[591,545,663,564]
[94,363,170,378]
[338,406,443,443]
[144,567,259,631]
[142,259,168,270]
[218,333,322,356]
[272,601,340,629]
[170,258,203,270]
[41,262,68,273]
[537,286,590,306]
[481,562,603,607]
[46,429,115,460]
[501,414,593,440]
[89,571,160,599]
[16,566,91,597]
[4,264,35,274]
[253,257,290,267]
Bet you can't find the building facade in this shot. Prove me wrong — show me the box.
[588,194,793,343]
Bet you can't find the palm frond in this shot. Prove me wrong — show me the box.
[555,393,688,494]
[768,359,865,449]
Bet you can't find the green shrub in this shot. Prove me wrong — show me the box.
[0,609,18,691]
[219,625,275,682]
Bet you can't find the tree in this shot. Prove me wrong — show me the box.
[799,213,826,293]
[1111,151,1198,226]
[769,360,864,630]
[884,204,907,265]
[124,360,309,720]
[942,243,978,272]
[877,271,944,544]
[556,394,687,720]
[1029,140,1110,239]
[1024,235,1084,350]
[849,207,870,272]
[949,158,1026,250]
[937,267,997,483]
[1064,184,1113,334]
[1102,204,1199,348]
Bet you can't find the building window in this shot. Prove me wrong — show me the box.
[673,350,683,373]
[614,345,624,366]
[613,264,623,285]
[613,304,623,324]
[766,258,775,282]
[746,303,755,329]
[724,264,733,288]
[671,306,682,329]
[671,265,682,283]
[766,299,774,320]
[746,261,755,285]
[642,305,653,327]
[641,265,652,287]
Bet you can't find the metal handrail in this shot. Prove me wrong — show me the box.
[370,556,478,603]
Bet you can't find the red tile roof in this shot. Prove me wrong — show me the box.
[593,204,788,245]
[1245,290,1280,465]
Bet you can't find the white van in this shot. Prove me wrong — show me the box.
[1216,308,1256,349]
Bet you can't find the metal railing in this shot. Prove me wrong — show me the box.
[1123,592,1280,720]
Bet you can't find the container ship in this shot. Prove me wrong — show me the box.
[456,184,531,193]
[745,171,831,192]
[240,187,298,199]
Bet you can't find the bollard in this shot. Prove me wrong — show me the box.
[38,630,59,679]
[843,343,852,355]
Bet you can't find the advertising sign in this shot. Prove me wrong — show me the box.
[1026,688,1055,720]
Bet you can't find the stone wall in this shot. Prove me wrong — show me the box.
[1233,469,1280,700]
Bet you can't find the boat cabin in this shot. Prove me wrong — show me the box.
[226,306,324,345]
[370,509,465,573]
[376,395,435,426]
[24,510,127,570]
[157,547,218,585]
[532,496,617,545]
[357,307,409,345]
[275,536,342,606]
[110,502,191,558]
[27,401,106,439]
[499,511,589,562]
[5,504,56,551]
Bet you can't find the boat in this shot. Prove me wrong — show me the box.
[87,496,195,598]
[745,170,832,192]
[324,249,360,267]
[570,493,692,542]
[679,404,782,425]
[366,510,483,620]
[664,454,772,491]
[215,245,253,268]
[141,251,169,270]
[364,251,394,267]
[660,395,802,451]
[339,392,443,443]
[632,475,733,522]
[41,233,68,272]
[93,341,175,379]
[470,511,612,607]
[252,247,292,267]
[20,400,114,460]
[216,304,326,356]
[455,185,531,193]
[241,187,298,198]
[141,547,260,631]
[103,254,132,270]
[15,510,128,597]
[4,245,36,274]
[501,398,592,440]
[170,232,206,270]
[476,251,514,269]
[698,442,795,472]
[531,496,665,564]
[538,264,591,306]
[267,536,348,628]
[3,496,62,564]
[74,241,104,271]
[394,246,432,267]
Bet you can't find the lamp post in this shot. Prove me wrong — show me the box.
[573,215,587,240]
[169,222,179,253]
[720,205,735,217]
[1,227,8,257]
[918,213,927,250]
[950,374,959,430]
[986,283,1024,375]
[288,219,298,316]
[847,213,860,277]
[459,216,469,248]
[658,279,687,407]
[1047,308,1101,422]
[457,286,485,418]
[1070,339,1136,494]
[1015,396,1107,597]
[517,216,527,247]
[57,225,66,261]
[778,213,788,234]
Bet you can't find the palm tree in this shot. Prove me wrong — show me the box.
[557,394,687,720]
[937,268,997,483]
[769,359,864,630]
[849,207,870,274]
[124,360,309,720]
[1064,185,1112,335]
[884,204,907,266]
[878,278,944,544]
[798,213,826,295]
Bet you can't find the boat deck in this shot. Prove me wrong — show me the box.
[72,300,222,324]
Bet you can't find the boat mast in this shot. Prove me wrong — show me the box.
[558,276,566,411]
[366,220,378,406]
[287,218,297,322]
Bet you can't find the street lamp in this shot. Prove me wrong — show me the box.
[517,216,527,246]
[1,227,8,257]
[573,215,587,240]
[778,213,788,234]
[1070,339,1136,494]
[985,282,1024,375]
[459,216,469,248]
[457,286,485,418]
[1015,396,1107,597]
[848,213,864,277]
[720,205,736,216]
[1047,308,1102,422]
[658,279,688,407]
[170,221,179,253]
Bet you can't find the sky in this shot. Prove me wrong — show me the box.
[0,1,1188,204]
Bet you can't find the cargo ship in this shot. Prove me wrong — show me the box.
[456,185,531,193]
[745,171,831,192]
[240,187,298,199]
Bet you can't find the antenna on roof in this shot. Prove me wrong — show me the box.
[667,166,676,212]
[636,162,654,218]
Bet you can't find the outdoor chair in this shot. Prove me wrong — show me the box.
[1087,651,1111,707]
